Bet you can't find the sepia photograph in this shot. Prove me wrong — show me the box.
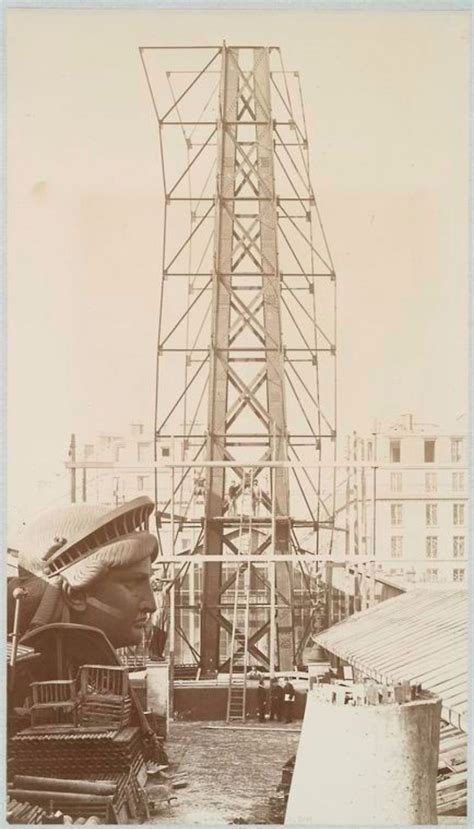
[6,6,470,825]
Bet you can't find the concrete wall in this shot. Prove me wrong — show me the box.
[146,662,170,720]
[285,693,441,825]
[173,685,307,721]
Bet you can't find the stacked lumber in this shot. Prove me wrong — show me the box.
[7,795,104,825]
[77,665,132,730]
[6,796,48,824]
[79,695,132,729]
[11,726,141,777]
[437,722,467,816]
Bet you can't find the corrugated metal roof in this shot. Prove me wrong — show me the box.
[315,585,468,732]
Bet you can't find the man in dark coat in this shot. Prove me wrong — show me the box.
[269,677,283,721]
[256,679,267,723]
[283,678,296,723]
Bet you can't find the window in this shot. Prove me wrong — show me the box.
[115,445,125,462]
[425,503,438,527]
[367,441,373,461]
[453,503,465,526]
[391,503,403,526]
[424,440,436,463]
[390,440,401,463]
[425,472,437,493]
[453,568,465,583]
[137,442,151,462]
[451,437,463,463]
[425,568,438,583]
[425,536,438,559]
[452,472,465,492]
[391,536,403,559]
[137,475,149,492]
[84,444,94,460]
[131,423,144,437]
[390,472,402,493]
[453,536,465,559]
[161,446,170,458]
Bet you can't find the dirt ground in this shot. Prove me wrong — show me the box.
[147,721,301,825]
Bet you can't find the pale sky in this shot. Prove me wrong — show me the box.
[7,9,470,536]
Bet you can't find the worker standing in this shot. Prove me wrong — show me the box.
[251,479,261,516]
[269,677,283,721]
[256,679,267,723]
[283,677,296,723]
[228,480,239,516]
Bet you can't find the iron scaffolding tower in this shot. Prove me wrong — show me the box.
[140,43,337,677]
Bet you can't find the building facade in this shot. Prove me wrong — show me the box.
[68,423,168,507]
[341,415,468,585]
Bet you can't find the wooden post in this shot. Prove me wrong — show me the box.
[370,464,377,607]
[69,434,76,504]
[169,437,176,719]
[269,427,277,677]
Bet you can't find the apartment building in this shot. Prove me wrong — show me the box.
[68,423,173,507]
[342,415,468,584]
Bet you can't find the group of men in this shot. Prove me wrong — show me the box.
[256,677,296,723]
[227,476,262,517]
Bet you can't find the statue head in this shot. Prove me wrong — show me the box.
[16,498,158,648]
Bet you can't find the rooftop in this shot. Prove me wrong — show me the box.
[314,584,467,732]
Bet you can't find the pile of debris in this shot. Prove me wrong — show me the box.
[145,757,188,817]
[7,795,101,825]
[8,665,151,824]
[310,678,424,707]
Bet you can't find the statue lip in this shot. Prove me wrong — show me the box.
[133,617,149,627]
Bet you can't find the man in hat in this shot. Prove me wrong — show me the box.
[7,497,157,650]
[269,677,284,722]
[256,678,267,723]
[282,677,296,723]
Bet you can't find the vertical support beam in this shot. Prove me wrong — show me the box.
[325,560,333,627]
[69,434,76,504]
[201,46,240,676]
[169,437,176,716]
[269,429,277,678]
[370,464,377,607]
[254,47,294,671]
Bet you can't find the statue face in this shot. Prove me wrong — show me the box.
[73,557,156,648]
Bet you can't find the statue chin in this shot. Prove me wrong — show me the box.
[104,622,147,650]
[123,630,145,648]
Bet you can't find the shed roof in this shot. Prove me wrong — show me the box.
[315,585,467,732]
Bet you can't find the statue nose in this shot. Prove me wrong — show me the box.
[142,581,156,613]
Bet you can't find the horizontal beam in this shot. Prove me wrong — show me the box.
[161,461,467,470]
[166,198,317,203]
[65,461,468,471]
[161,272,333,277]
[160,121,306,126]
[154,555,464,563]
[156,555,360,563]
[139,45,281,50]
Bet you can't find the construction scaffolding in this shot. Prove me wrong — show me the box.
[139,44,337,679]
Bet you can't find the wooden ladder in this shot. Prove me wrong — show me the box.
[226,494,252,723]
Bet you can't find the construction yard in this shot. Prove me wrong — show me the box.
[149,721,301,825]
